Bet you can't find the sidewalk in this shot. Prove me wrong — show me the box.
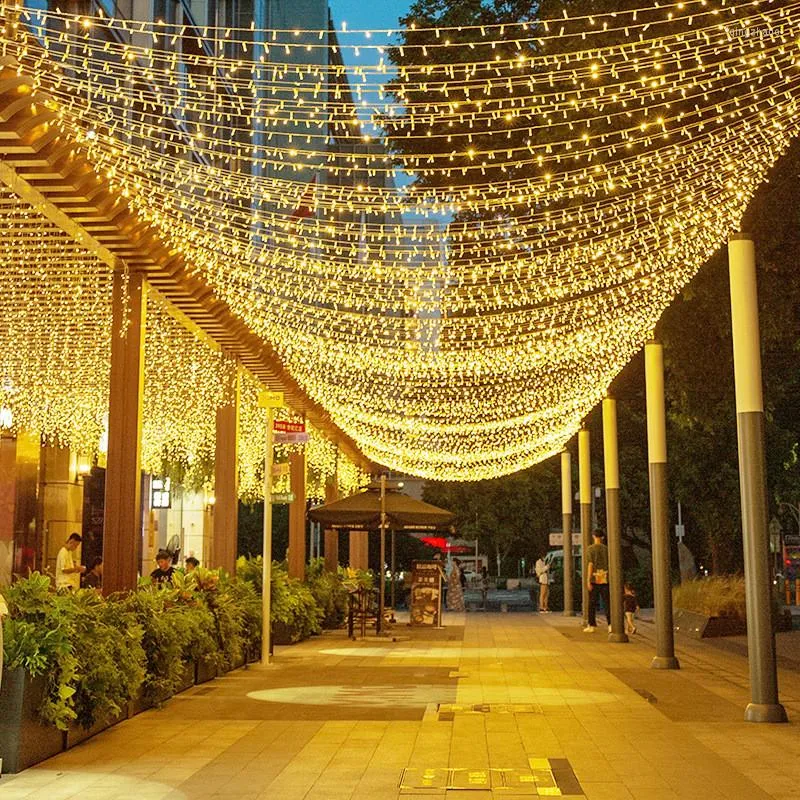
[0,611,798,800]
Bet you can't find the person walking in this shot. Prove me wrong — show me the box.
[55,533,86,590]
[447,558,466,612]
[584,531,610,632]
[624,583,638,635]
[535,555,550,613]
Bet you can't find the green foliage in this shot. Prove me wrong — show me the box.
[307,558,349,628]
[673,577,747,620]
[269,563,322,642]
[66,591,146,729]
[123,587,194,705]
[1,575,145,730]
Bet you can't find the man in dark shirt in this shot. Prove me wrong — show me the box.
[584,531,610,633]
[150,550,175,586]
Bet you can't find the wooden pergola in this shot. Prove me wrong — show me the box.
[0,57,375,591]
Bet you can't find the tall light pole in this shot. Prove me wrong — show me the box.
[603,397,628,643]
[561,450,574,616]
[645,341,679,670]
[579,428,592,625]
[728,235,787,722]
[258,390,283,665]
[378,473,387,635]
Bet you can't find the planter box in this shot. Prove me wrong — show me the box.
[194,659,217,685]
[673,608,747,639]
[0,667,65,773]
[176,662,195,693]
[66,710,124,750]
[127,686,154,718]
[230,650,246,671]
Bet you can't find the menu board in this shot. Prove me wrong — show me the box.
[410,560,443,626]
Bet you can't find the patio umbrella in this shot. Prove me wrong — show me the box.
[308,486,455,531]
[309,485,455,632]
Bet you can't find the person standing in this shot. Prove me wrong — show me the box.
[55,533,86,590]
[535,556,550,613]
[150,550,176,585]
[480,566,490,610]
[584,531,610,633]
[624,583,638,635]
[447,558,465,612]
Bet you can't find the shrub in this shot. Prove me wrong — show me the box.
[271,564,323,642]
[1,574,145,730]
[1,574,78,729]
[307,559,348,628]
[123,586,196,705]
[673,576,747,620]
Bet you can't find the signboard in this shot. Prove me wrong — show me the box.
[271,462,290,477]
[273,420,305,433]
[409,560,443,627]
[548,532,582,547]
[271,491,295,504]
[274,431,309,445]
[258,390,284,408]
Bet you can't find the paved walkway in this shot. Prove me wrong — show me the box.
[1,612,799,800]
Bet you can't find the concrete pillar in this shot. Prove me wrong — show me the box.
[40,445,84,576]
[578,428,591,625]
[603,398,628,643]
[561,450,575,616]
[214,364,239,574]
[728,235,787,723]
[0,432,41,583]
[645,341,680,669]
[288,449,306,580]
[103,271,146,595]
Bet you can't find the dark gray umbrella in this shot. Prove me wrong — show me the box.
[308,487,455,531]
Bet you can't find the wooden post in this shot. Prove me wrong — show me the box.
[288,449,306,580]
[103,271,146,595]
[213,363,239,574]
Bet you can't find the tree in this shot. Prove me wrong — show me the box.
[423,464,559,575]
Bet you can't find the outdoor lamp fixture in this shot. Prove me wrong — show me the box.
[76,456,91,479]
[0,406,12,429]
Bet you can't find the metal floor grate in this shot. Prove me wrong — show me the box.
[399,758,583,795]
[436,702,542,720]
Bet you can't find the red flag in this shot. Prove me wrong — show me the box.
[289,173,317,220]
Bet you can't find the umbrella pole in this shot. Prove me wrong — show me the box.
[378,474,386,634]
[390,530,396,617]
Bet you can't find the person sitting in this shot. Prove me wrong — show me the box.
[83,557,103,590]
[150,550,175,586]
[185,556,199,573]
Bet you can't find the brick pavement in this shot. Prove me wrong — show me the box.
[0,611,798,800]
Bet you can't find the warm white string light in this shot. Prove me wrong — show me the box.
[1,0,797,479]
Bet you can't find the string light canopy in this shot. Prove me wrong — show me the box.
[0,188,366,497]
[2,0,798,480]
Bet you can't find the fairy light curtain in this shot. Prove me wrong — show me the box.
[2,0,798,479]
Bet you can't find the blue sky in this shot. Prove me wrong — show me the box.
[327,1,411,32]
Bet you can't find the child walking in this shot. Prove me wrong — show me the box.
[624,583,638,635]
